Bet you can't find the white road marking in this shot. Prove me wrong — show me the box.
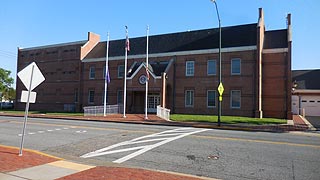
[17,127,72,136]
[76,130,87,133]
[81,127,210,163]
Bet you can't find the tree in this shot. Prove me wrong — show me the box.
[0,68,14,101]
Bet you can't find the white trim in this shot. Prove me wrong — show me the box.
[89,66,95,79]
[230,90,241,109]
[293,89,320,94]
[127,63,160,80]
[185,90,194,107]
[207,59,217,76]
[185,61,195,77]
[82,46,257,63]
[19,41,87,51]
[262,48,288,54]
[207,90,216,108]
[117,65,124,78]
[231,58,241,75]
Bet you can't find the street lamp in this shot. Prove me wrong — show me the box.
[210,0,222,126]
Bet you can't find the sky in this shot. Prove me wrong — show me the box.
[1,0,319,86]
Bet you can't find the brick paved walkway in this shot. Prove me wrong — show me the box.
[0,145,214,180]
[0,145,59,172]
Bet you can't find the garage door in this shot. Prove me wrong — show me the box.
[301,96,320,116]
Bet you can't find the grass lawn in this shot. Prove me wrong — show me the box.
[0,110,83,116]
[170,114,287,125]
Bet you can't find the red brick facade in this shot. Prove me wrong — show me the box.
[15,9,293,119]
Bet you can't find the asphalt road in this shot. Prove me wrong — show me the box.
[306,116,320,130]
[1,116,320,180]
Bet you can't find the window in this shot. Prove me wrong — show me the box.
[118,65,124,78]
[231,90,241,108]
[207,90,216,107]
[185,61,194,76]
[207,60,216,75]
[231,58,241,75]
[117,90,123,104]
[185,90,194,107]
[89,66,95,79]
[88,90,95,104]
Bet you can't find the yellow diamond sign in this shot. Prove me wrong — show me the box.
[218,83,224,96]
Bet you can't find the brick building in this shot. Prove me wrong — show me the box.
[16,8,293,119]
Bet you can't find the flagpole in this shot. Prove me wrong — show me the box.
[123,26,129,118]
[104,32,110,117]
[145,25,149,120]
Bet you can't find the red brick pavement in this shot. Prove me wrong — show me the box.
[57,167,205,180]
[0,145,208,180]
[0,145,60,172]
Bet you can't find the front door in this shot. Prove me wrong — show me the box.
[148,93,160,113]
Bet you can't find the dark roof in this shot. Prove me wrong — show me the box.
[84,23,258,59]
[264,29,288,49]
[292,69,320,90]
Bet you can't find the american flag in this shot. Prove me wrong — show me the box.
[125,26,130,51]
[145,65,150,80]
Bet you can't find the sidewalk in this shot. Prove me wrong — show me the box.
[0,145,217,180]
[0,112,312,132]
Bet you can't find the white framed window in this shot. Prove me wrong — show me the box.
[118,65,124,78]
[89,66,95,79]
[185,61,194,76]
[231,58,241,75]
[88,90,95,104]
[207,90,216,108]
[185,90,194,107]
[207,60,216,75]
[117,90,123,104]
[231,90,241,109]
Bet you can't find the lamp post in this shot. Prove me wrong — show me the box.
[210,0,222,126]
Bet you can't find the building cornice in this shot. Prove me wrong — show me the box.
[82,46,257,62]
[293,89,320,94]
[262,48,288,54]
[19,41,87,51]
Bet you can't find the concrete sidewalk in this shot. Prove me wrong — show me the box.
[0,145,217,180]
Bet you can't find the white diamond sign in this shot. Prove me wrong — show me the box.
[18,62,45,91]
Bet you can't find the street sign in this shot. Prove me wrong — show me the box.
[18,62,45,91]
[21,90,37,103]
[17,62,45,156]
[218,83,224,96]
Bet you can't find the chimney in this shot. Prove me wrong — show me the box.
[80,32,100,60]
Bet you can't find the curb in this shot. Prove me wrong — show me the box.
[0,113,311,132]
[0,145,215,180]
[0,144,63,160]
[299,115,317,131]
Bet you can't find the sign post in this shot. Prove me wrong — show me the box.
[17,62,45,156]
[217,82,224,126]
